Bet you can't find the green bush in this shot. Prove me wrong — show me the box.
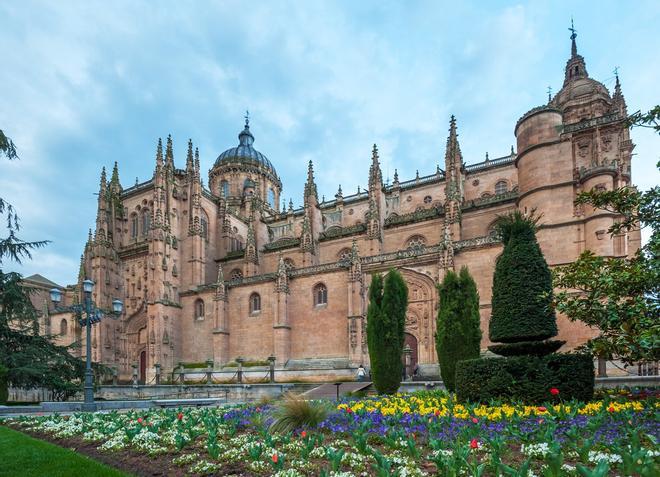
[436,267,482,392]
[455,353,594,403]
[0,364,8,404]
[489,211,557,346]
[367,270,408,395]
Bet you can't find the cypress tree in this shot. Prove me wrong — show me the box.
[488,211,561,355]
[436,266,482,391]
[367,269,408,394]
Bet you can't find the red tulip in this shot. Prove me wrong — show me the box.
[470,438,479,449]
[471,417,478,424]
[550,388,560,396]
[137,417,143,424]
[272,453,278,464]
[300,431,307,438]
[537,406,547,412]
[177,412,183,420]
[608,406,615,412]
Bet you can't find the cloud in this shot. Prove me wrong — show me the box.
[1,0,658,285]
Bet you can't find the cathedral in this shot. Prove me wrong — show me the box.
[43,32,640,383]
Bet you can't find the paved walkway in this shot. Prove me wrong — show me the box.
[302,382,372,399]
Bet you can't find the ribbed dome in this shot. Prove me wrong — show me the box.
[214,120,276,176]
[552,77,610,108]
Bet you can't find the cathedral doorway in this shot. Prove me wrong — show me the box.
[399,269,437,364]
[403,333,418,378]
[139,350,146,385]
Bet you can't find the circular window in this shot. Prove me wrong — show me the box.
[406,196,412,202]
[348,209,354,215]
[423,196,432,204]
[472,179,479,186]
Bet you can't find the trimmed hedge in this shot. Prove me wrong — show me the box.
[489,212,557,345]
[367,270,408,395]
[487,339,565,357]
[436,267,482,392]
[455,353,594,403]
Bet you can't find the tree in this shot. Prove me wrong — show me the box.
[366,269,408,394]
[436,266,482,392]
[0,132,84,402]
[488,211,561,354]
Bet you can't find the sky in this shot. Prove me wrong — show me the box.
[1,0,659,286]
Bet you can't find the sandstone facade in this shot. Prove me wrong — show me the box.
[42,34,639,382]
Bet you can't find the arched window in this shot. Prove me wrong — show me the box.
[220,180,229,197]
[337,248,352,263]
[194,299,205,319]
[141,210,151,236]
[60,318,68,336]
[313,283,328,306]
[249,293,261,314]
[130,213,138,239]
[406,235,427,250]
[495,180,508,195]
[230,236,244,252]
[267,188,276,208]
[230,268,243,281]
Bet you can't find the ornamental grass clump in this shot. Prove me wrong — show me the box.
[269,392,330,434]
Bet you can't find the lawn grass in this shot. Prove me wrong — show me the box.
[0,426,129,477]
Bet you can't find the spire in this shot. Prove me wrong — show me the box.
[194,147,200,176]
[288,198,294,214]
[612,68,627,114]
[304,160,318,202]
[335,184,343,200]
[165,134,174,168]
[156,138,163,166]
[563,19,588,86]
[186,139,194,172]
[569,18,577,58]
[99,166,107,191]
[110,161,120,186]
[393,169,399,185]
[77,254,85,283]
[238,111,255,147]
[369,144,382,189]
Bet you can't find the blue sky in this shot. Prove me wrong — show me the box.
[1,1,658,286]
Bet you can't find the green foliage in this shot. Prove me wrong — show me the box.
[489,211,557,346]
[0,129,18,160]
[455,353,594,403]
[436,267,482,391]
[487,339,565,357]
[0,364,8,403]
[554,159,659,364]
[367,269,408,395]
[268,392,331,434]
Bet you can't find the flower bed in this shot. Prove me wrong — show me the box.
[4,389,659,476]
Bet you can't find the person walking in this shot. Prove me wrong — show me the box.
[356,364,366,382]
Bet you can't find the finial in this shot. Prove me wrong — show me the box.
[194,147,200,171]
[485,152,489,162]
[415,170,420,180]
[436,164,441,174]
[244,110,250,127]
[111,161,120,185]
[569,17,578,57]
[357,185,361,194]
[372,143,379,161]
[547,85,552,103]
[393,169,399,183]
[135,177,139,186]
[321,194,325,203]
[288,198,293,212]
[511,145,515,155]
[165,134,174,165]
[337,184,342,195]
[100,166,107,185]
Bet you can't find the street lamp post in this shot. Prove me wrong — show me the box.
[50,279,123,412]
